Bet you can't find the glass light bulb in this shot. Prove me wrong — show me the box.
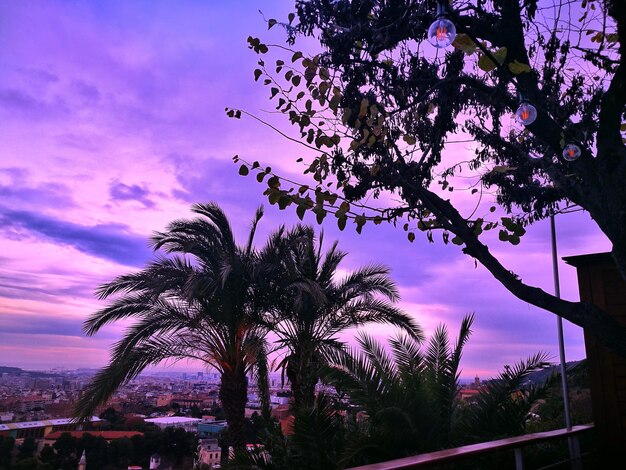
[562,144,581,161]
[515,102,537,126]
[428,17,456,48]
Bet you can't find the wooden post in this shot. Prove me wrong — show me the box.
[563,252,626,460]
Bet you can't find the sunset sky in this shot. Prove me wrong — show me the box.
[0,0,611,379]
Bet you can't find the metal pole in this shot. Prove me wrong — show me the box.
[550,212,581,469]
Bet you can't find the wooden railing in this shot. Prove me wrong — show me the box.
[347,424,593,470]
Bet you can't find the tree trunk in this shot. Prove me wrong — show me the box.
[219,369,248,452]
[288,345,319,411]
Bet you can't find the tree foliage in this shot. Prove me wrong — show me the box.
[270,225,421,410]
[75,203,284,448]
[231,315,556,469]
[322,315,473,464]
[230,0,626,356]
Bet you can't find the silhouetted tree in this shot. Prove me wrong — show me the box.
[75,203,288,449]
[233,0,626,358]
[272,226,421,410]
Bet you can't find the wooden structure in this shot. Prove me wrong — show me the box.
[564,252,626,459]
[346,425,592,469]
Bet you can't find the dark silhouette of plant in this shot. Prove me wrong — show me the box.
[0,436,15,469]
[75,203,285,449]
[461,352,555,442]
[323,314,473,465]
[232,0,626,358]
[271,225,422,410]
[229,394,346,470]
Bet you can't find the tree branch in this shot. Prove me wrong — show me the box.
[399,172,626,358]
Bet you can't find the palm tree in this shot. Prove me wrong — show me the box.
[461,352,555,442]
[74,203,283,449]
[323,314,474,466]
[270,226,422,411]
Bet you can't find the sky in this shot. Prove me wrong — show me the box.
[0,0,611,380]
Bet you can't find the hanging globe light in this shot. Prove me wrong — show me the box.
[562,144,581,161]
[428,2,456,49]
[515,101,537,126]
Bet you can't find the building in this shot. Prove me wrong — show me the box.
[171,396,203,409]
[197,439,221,468]
[144,416,202,433]
[197,420,227,439]
[0,417,101,440]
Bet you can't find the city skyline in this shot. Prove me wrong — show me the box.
[0,0,611,379]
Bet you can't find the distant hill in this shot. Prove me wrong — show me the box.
[0,366,60,378]
[480,360,587,389]
[526,360,585,386]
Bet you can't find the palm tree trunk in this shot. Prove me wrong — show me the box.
[288,347,318,411]
[220,369,248,451]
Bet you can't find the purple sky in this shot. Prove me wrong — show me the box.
[0,1,611,380]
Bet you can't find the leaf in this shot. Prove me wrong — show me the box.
[277,195,292,210]
[337,214,347,231]
[238,165,249,176]
[452,33,477,54]
[292,51,303,63]
[296,204,307,221]
[358,98,369,118]
[508,60,532,74]
[267,176,280,188]
[408,232,415,243]
[315,207,327,224]
[268,19,277,29]
[489,165,517,175]
[477,47,507,72]
[451,235,464,245]
[304,67,316,83]
[253,69,262,81]
[403,134,416,145]
[355,214,366,234]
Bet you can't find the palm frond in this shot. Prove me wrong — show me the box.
[74,336,197,420]
[245,205,265,255]
[465,352,553,441]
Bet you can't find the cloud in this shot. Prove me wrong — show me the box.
[0,207,152,266]
[0,312,86,338]
[0,88,68,119]
[109,180,156,208]
[71,79,101,104]
[17,67,60,85]
[0,168,75,209]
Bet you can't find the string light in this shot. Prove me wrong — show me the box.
[515,101,537,126]
[562,144,581,161]
[428,2,456,49]
[421,4,581,167]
